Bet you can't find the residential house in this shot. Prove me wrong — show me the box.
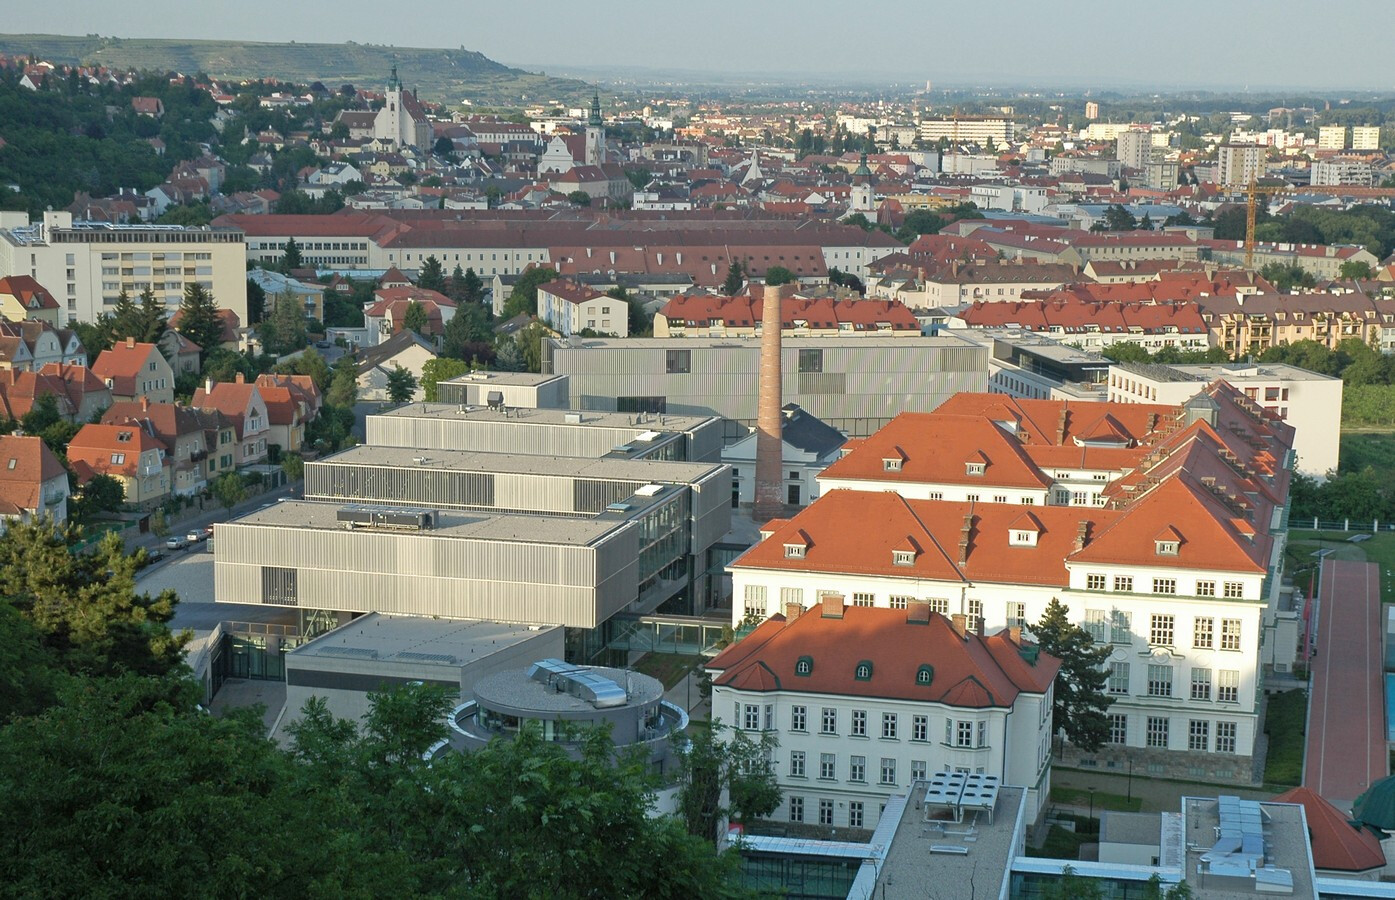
[102,398,222,496]
[0,434,69,526]
[256,373,323,421]
[536,279,628,338]
[364,286,456,347]
[192,374,271,467]
[653,293,918,340]
[67,423,171,506]
[169,307,244,351]
[0,320,87,372]
[38,363,111,422]
[0,275,62,325]
[708,601,1059,830]
[355,329,437,401]
[91,338,175,404]
[255,382,309,455]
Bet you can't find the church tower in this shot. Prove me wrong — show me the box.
[584,93,605,166]
[376,64,406,148]
[849,150,875,214]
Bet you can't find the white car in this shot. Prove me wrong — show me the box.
[165,535,189,550]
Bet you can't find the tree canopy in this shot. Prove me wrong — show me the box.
[385,364,418,403]
[500,267,559,319]
[1034,598,1112,752]
[174,283,225,354]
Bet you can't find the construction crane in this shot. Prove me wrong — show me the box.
[1238,177,1294,270]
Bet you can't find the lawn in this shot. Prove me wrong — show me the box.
[630,652,704,690]
[1049,786,1143,813]
[1026,823,1092,860]
[1286,530,1395,602]
[1263,689,1308,787]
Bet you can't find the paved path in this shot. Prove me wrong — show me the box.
[1304,559,1386,809]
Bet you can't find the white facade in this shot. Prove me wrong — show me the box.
[537,285,629,338]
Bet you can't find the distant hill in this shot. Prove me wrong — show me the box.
[0,34,592,107]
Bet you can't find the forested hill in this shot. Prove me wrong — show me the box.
[0,34,591,106]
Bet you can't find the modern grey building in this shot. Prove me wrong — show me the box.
[366,403,724,463]
[436,371,570,409]
[545,334,989,438]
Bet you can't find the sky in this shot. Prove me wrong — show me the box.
[7,1,1395,92]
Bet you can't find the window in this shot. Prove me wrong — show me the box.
[1194,617,1214,649]
[818,799,834,825]
[798,348,823,373]
[1223,582,1244,600]
[1111,610,1133,644]
[850,755,866,783]
[1220,619,1241,651]
[1086,573,1106,591]
[1084,610,1109,643]
[965,462,986,476]
[880,758,897,785]
[1197,580,1216,597]
[765,705,774,731]
[855,661,873,681]
[881,713,898,740]
[664,349,691,374]
[743,704,761,730]
[1113,575,1134,592]
[852,592,875,607]
[967,598,983,621]
[784,543,805,559]
[1146,716,1169,749]
[912,715,928,742]
[781,587,805,609]
[851,709,867,737]
[955,721,974,748]
[889,595,911,610]
[791,705,807,732]
[1216,722,1237,753]
[928,598,949,615]
[1155,540,1179,556]
[1191,668,1212,701]
[915,665,934,685]
[1108,714,1128,745]
[1218,670,1239,703]
[788,797,804,823]
[821,707,837,734]
[1007,602,1026,628]
[911,760,927,782]
[789,751,806,778]
[1150,615,1175,646]
[1153,577,1177,595]
[1108,662,1130,695]
[892,550,915,566]
[1147,664,1173,698]
[819,752,836,781]
[1188,720,1210,752]
[977,721,987,748]
[849,801,864,828]
[795,657,813,677]
[743,585,766,618]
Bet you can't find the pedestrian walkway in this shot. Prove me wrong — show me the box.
[1304,559,1386,810]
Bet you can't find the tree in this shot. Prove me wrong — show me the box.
[763,265,796,286]
[246,277,267,324]
[71,473,125,523]
[416,255,445,292]
[675,720,782,844]
[493,338,524,372]
[1259,262,1316,292]
[274,347,332,392]
[1340,259,1375,280]
[174,283,225,355]
[721,260,745,296]
[281,235,303,271]
[326,355,359,409]
[515,323,547,373]
[432,135,455,157]
[260,291,308,355]
[453,266,484,305]
[106,289,140,342]
[149,508,170,538]
[419,358,471,401]
[210,471,247,511]
[500,267,558,319]
[567,190,592,206]
[280,453,305,482]
[441,303,491,360]
[385,365,417,403]
[400,300,430,336]
[1033,598,1112,752]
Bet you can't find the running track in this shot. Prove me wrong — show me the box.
[1303,559,1386,808]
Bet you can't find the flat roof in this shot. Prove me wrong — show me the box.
[371,402,718,432]
[964,327,1113,364]
[1114,361,1341,383]
[551,334,978,350]
[312,445,724,484]
[873,784,1024,895]
[440,371,568,388]
[472,664,663,713]
[1182,796,1316,900]
[290,613,550,668]
[229,499,638,546]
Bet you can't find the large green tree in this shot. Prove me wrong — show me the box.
[722,260,745,296]
[174,283,225,354]
[385,365,417,403]
[419,358,471,401]
[763,265,797,286]
[441,302,492,359]
[416,255,445,292]
[280,235,303,271]
[500,267,559,319]
[400,300,430,336]
[675,720,782,843]
[1033,598,1112,752]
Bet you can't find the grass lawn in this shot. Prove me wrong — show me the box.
[1026,824,1092,860]
[1263,689,1308,787]
[1286,530,1395,602]
[1049,786,1143,813]
[630,652,704,690]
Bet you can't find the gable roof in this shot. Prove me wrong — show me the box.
[0,275,61,311]
[66,423,166,477]
[707,602,1058,707]
[0,434,65,513]
[819,413,1053,489]
[91,339,164,396]
[356,328,438,375]
[1272,787,1385,872]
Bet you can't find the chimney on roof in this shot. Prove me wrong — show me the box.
[821,593,845,619]
[950,613,969,637]
[140,396,148,412]
[1073,521,1091,552]
[234,372,244,384]
[754,282,793,522]
[1008,625,1023,644]
[784,601,803,622]
[125,337,135,349]
[204,377,213,395]
[907,598,932,625]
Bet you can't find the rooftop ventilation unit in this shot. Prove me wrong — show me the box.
[634,484,665,497]
[527,658,627,708]
[564,413,583,424]
[336,504,437,531]
[635,430,662,442]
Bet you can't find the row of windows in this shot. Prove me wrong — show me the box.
[749,587,1016,625]
[1110,714,1239,753]
[1084,574,1246,599]
[766,704,989,747]
[1107,662,1242,701]
[788,752,916,789]
[787,797,868,828]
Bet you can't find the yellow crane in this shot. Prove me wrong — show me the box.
[1238,177,1294,270]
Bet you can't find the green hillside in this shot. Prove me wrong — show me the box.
[0,33,590,107]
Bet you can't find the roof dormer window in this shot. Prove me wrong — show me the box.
[915,664,934,686]
[784,543,805,559]
[883,457,902,472]
[892,549,915,567]
[1010,529,1038,547]
[854,661,873,681]
[965,462,986,476]
[795,656,813,677]
[1156,540,1179,556]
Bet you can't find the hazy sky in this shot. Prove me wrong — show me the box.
[8,1,1395,92]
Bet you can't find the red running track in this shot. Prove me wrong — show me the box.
[1303,559,1386,809]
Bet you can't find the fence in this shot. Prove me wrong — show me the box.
[1294,518,1395,534]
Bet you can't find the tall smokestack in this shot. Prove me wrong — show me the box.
[755,282,791,522]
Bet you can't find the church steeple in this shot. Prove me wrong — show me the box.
[853,151,872,181]
[388,64,400,92]
[588,93,602,127]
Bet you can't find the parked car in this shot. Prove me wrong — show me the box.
[142,548,165,564]
[186,529,207,544]
[165,535,188,550]
[315,339,332,349]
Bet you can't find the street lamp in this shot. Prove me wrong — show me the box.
[1089,787,1096,834]
[1126,752,1134,803]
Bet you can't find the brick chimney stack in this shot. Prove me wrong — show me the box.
[754,282,792,522]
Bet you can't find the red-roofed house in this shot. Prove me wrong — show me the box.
[653,293,918,340]
[91,338,174,404]
[536,279,628,338]
[708,601,1059,829]
[67,423,171,506]
[0,275,62,326]
[364,286,457,346]
[102,398,235,496]
[1271,787,1386,877]
[0,434,70,526]
[192,374,270,467]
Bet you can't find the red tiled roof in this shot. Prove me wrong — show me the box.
[66,423,165,477]
[820,413,1053,488]
[0,434,65,512]
[1272,787,1385,872]
[708,602,1059,707]
[0,274,60,311]
[91,339,162,397]
[538,279,605,306]
[658,293,919,331]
